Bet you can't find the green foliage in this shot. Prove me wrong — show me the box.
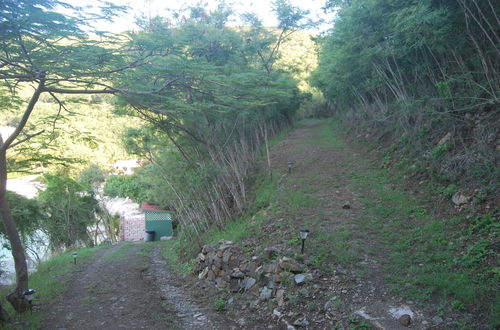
[0,0,137,177]
[103,175,146,202]
[460,239,493,267]
[431,143,450,159]
[312,0,480,105]
[311,0,500,188]
[287,236,301,246]
[282,189,315,212]
[103,243,133,263]
[272,0,311,30]
[252,172,278,212]
[160,239,197,275]
[275,31,318,93]
[38,174,98,250]
[440,184,457,197]
[5,101,138,177]
[79,164,107,185]
[213,296,227,311]
[466,213,499,236]
[206,210,268,250]
[305,119,499,325]
[3,192,44,240]
[112,4,309,242]
[347,155,498,319]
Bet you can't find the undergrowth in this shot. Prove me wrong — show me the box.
[161,170,278,273]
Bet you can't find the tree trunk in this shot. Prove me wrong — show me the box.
[0,148,30,312]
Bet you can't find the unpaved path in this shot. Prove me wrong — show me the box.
[255,120,437,328]
[187,120,437,329]
[42,242,234,329]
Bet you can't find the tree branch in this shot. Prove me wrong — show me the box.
[1,75,45,152]
[43,77,182,95]
[42,87,117,94]
[9,130,45,149]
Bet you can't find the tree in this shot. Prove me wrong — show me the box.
[241,0,313,76]
[111,2,309,245]
[3,192,44,241]
[0,0,133,311]
[38,174,98,251]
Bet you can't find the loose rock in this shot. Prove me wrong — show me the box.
[240,277,256,291]
[219,240,233,250]
[202,245,214,254]
[438,132,452,146]
[399,314,411,326]
[222,249,232,263]
[294,273,313,285]
[230,268,245,279]
[260,287,273,301]
[264,247,279,259]
[229,279,240,293]
[432,316,444,324]
[452,192,470,206]
[198,267,209,279]
[276,289,285,306]
[279,257,303,273]
[293,317,309,327]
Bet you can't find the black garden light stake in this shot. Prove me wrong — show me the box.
[288,161,294,174]
[72,252,77,264]
[299,229,309,254]
[23,289,36,309]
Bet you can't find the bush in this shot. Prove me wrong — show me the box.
[213,296,227,311]
[103,175,145,201]
[79,164,106,185]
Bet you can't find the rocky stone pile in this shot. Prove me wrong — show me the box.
[195,240,312,306]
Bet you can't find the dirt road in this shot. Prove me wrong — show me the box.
[42,243,234,329]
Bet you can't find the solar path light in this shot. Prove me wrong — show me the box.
[23,289,36,309]
[299,229,310,254]
[72,252,77,264]
[288,161,294,174]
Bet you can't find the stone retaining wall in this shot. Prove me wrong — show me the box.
[195,240,308,306]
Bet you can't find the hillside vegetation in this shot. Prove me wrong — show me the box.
[312,0,499,202]
[5,94,137,176]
